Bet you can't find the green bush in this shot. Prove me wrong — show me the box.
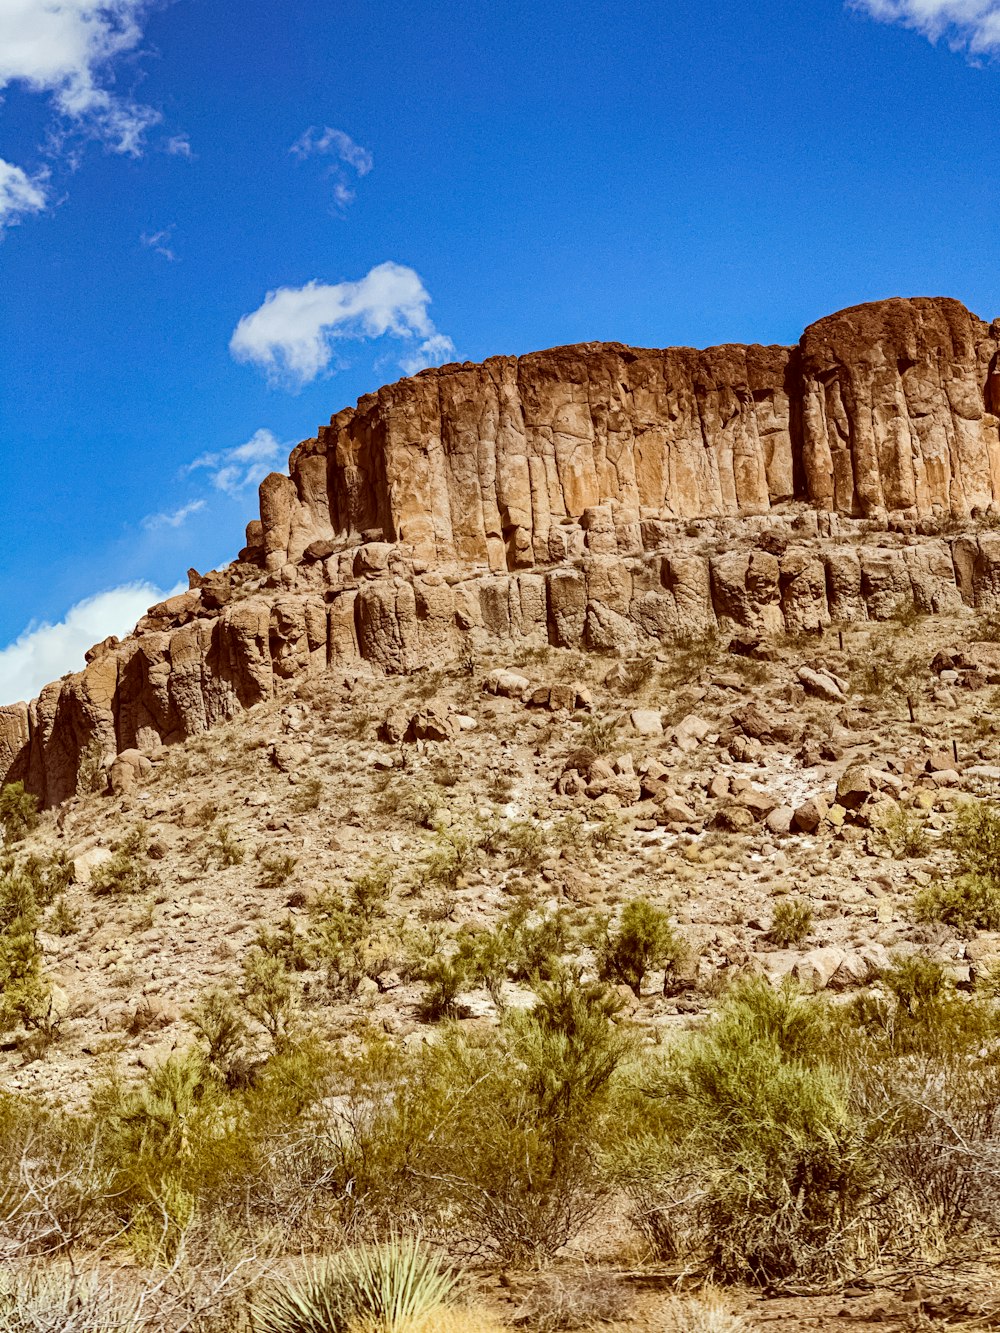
[0,782,38,845]
[0,864,53,1036]
[596,898,684,997]
[873,803,930,859]
[913,801,1000,933]
[767,897,813,948]
[253,1238,458,1333]
[89,828,157,897]
[638,979,873,1283]
[417,955,468,1022]
[205,822,245,868]
[914,875,1000,934]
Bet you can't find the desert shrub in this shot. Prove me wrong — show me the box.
[89,828,157,897]
[46,896,79,937]
[502,819,550,873]
[873,803,930,858]
[17,852,72,909]
[258,851,297,889]
[89,1034,336,1257]
[0,865,53,1037]
[417,956,468,1022]
[578,715,618,755]
[253,1237,459,1333]
[205,823,245,868]
[308,874,399,1000]
[767,897,813,947]
[240,949,298,1048]
[327,979,630,1261]
[0,1268,142,1333]
[912,801,1000,932]
[852,640,923,698]
[660,630,721,687]
[914,875,1000,934]
[349,861,394,925]
[511,1270,632,1331]
[596,898,684,997]
[636,979,874,1283]
[843,954,998,1059]
[0,783,38,845]
[253,916,312,972]
[291,777,324,814]
[186,987,253,1089]
[419,827,478,894]
[661,1291,746,1333]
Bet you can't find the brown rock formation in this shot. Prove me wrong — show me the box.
[4,295,1000,805]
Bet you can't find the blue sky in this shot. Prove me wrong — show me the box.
[1,0,1000,703]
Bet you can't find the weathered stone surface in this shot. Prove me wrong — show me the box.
[5,295,1000,805]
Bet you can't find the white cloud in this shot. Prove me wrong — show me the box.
[0,580,182,706]
[0,157,48,227]
[140,225,178,261]
[290,126,373,175]
[849,0,1000,53]
[399,333,458,376]
[0,0,161,154]
[290,125,373,212]
[141,498,204,531]
[0,0,174,228]
[230,262,454,389]
[187,428,285,497]
[164,133,192,158]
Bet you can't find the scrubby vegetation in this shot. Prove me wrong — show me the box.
[1,951,999,1324]
[915,799,1000,932]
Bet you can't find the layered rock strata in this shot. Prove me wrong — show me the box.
[4,296,1000,805]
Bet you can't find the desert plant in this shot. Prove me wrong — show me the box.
[240,948,298,1048]
[912,800,1000,932]
[253,1238,459,1333]
[873,802,930,858]
[767,897,813,947]
[205,823,245,868]
[914,875,1000,934]
[0,866,53,1037]
[291,776,324,814]
[417,956,468,1022]
[45,896,79,937]
[187,987,253,1088]
[258,851,297,889]
[0,783,38,846]
[89,828,157,897]
[596,898,684,996]
[0,1267,142,1333]
[578,714,618,755]
[638,979,874,1283]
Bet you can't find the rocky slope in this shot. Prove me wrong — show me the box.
[3,295,1000,807]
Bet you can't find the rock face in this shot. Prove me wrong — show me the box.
[4,295,1000,806]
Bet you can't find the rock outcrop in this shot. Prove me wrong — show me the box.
[4,295,1000,805]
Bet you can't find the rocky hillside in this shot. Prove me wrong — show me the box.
[3,294,1000,807]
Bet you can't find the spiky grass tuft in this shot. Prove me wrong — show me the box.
[253,1238,460,1333]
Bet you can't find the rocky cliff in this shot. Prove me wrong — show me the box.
[4,295,1000,806]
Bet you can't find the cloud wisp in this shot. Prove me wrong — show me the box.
[0,158,49,227]
[230,262,456,388]
[290,125,373,211]
[141,499,205,531]
[0,581,182,706]
[187,428,285,497]
[141,226,179,261]
[0,0,187,228]
[849,0,1000,54]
